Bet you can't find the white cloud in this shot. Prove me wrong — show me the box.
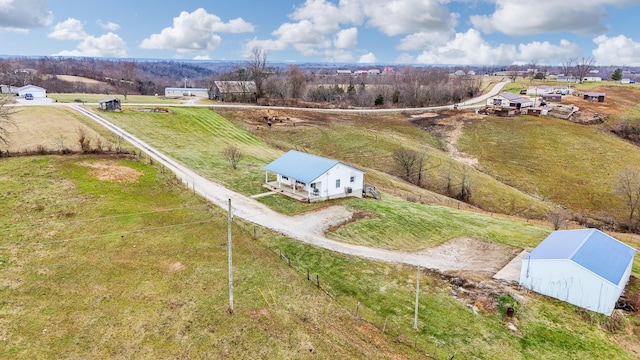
[245,0,461,61]
[334,27,358,48]
[48,18,87,40]
[97,20,120,32]
[593,35,640,66]
[140,8,254,53]
[324,49,354,63]
[359,52,377,63]
[363,0,456,37]
[194,54,211,60]
[0,0,52,30]
[54,32,127,58]
[413,29,581,65]
[471,0,637,36]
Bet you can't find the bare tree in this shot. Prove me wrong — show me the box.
[285,65,307,99]
[76,126,91,153]
[560,57,576,77]
[507,65,521,83]
[546,208,570,230]
[0,96,17,145]
[616,168,640,230]
[246,47,269,100]
[574,57,595,84]
[223,145,244,169]
[393,148,420,181]
[115,60,136,100]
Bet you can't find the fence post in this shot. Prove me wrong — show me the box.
[316,274,320,288]
[307,268,310,280]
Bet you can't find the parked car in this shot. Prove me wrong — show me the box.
[24,93,33,100]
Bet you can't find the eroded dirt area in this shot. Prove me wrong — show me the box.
[79,161,143,182]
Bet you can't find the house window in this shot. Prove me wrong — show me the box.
[336,179,341,188]
[350,176,355,183]
[282,176,288,180]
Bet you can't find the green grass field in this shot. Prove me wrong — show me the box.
[1,155,638,359]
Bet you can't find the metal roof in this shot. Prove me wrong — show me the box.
[264,150,362,184]
[527,229,636,286]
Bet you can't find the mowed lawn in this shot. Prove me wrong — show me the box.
[459,115,640,221]
[96,106,281,195]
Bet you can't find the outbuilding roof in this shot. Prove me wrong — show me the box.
[527,229,635,286]
[264,150,362,184]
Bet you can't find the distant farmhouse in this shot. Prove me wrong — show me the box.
[520,229,635,316]
[264,150,365,202]
[16,84,47,98]
[209,81,256,102]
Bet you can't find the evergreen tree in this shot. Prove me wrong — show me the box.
[612,68,623,81]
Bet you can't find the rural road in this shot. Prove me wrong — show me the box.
[31,80,511,272]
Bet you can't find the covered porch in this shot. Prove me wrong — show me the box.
[263,181,324,203]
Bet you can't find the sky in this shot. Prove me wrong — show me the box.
[1,0,640,66]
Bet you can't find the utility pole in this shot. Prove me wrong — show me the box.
[414,265,420,330]
[227,198,234,314]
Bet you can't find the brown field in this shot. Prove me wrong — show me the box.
[55,75,106,85]
[3,106,108,152]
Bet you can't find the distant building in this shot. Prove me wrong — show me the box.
[382,67,394,75]
[98,98,121,111]
[164,87,209,98]
[335,70,352,76]
[583,92,606,102]
[17,84,46,98]
[541,93,562,102]
[487,92,533,109]
[367,69,381,75]
[582,77,602,82]
[209,81,256,102]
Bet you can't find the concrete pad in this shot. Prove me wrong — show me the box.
[250,191,276,199]
[494,249,531,283]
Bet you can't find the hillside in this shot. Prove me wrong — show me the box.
[3,98,640,358]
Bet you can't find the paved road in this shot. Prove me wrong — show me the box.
[20,82,511,271]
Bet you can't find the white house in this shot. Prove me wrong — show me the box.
[487,92,533,109]
[520,229,636,315]
[264,150,364,202]
[164,87,209,98]
[17,84,46,98]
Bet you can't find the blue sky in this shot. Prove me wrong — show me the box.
[1,0,640,65]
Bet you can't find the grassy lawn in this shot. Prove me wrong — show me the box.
[459,114,640,222]
[95,106,282,196]
[327,195,550,251]
[1,155,637,359]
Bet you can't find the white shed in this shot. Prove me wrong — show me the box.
[17,85,46,98]
[164,87,209,98]
[264,150,364,202]
[520,229,636,315]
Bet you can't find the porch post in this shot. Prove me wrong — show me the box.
[265,171,268,184]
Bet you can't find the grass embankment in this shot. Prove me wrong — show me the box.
[328,195,549,251]
[1,156,637,359]
[97,106,281,195]
[459,114,640,222]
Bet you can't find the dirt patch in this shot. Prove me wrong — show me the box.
[416,237,520,274]
[130,107,171,113]
[166,261,187,272]
[79,161,143,182]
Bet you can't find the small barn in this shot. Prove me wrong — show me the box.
[541,93,562,102]
[583,92,606,102]
[99,98,121,111]
[520,229,636,315]
[264,150,364,202]
[209,81,256,102]
[17,84,46,98]
[164,87,210,98]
